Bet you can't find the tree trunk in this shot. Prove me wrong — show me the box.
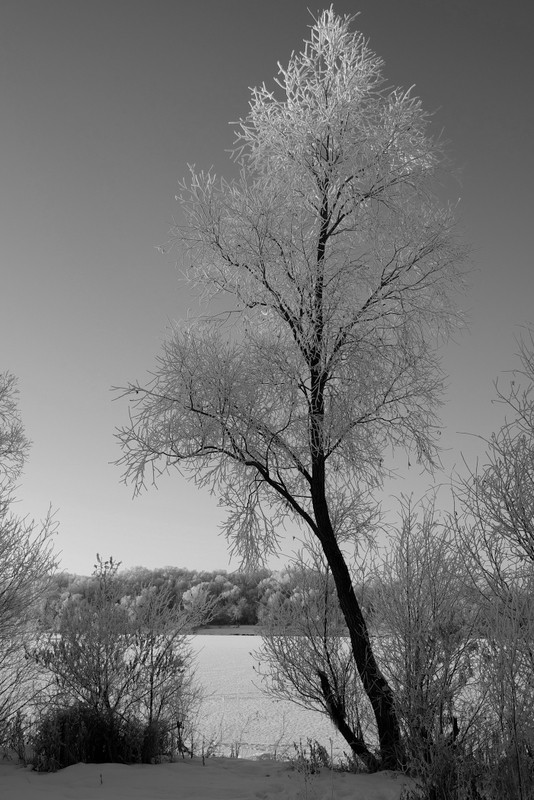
[307,219,404,768]
[317,515,405,770]
[317,668,379,772]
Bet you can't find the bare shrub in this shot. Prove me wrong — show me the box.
[32,555,206,767]
[372,496,481,787]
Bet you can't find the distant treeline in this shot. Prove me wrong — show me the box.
[42,565,319,629]
[42,561,519,637]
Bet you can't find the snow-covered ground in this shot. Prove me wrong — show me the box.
[0,633,416,798]
[0,757,413,800]
[192,635,347,758]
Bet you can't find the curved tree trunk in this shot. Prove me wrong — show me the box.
[319,527,405,770]
[310,452,405,770]
[305,194,405,770]
[308,367,404,767]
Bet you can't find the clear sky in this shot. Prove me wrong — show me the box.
[1,0,532,576]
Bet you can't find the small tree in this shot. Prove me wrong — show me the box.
[34,555,204,764]
[372,497,482,796]
[123,580,204,755]
[117,10,466,768]
[0,373,56,748]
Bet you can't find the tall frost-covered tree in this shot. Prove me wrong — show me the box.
[117,9,466,769]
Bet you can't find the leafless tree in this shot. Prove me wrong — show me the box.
[453,331,534,798]
[371,496,484,796]
[117,10,467,768]
[0,373,30,486]
[0,372,57,748]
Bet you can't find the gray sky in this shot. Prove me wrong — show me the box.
[1,0,532,575]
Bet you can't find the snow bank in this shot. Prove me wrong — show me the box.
[0,757,413,800]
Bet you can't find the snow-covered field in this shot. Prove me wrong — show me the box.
[0,757,413,800]
[192,635,346,759]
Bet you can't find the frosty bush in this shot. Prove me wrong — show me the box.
[32,555,206,768]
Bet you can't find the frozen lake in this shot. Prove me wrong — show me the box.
[192,634,345,760]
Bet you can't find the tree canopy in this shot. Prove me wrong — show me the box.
[118,9,465,567]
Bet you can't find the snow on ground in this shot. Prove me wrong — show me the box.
[192,635,347,759]
[0,757,414,800]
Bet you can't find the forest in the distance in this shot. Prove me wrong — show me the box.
[42,559,509,637]
[43,564,337,629]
